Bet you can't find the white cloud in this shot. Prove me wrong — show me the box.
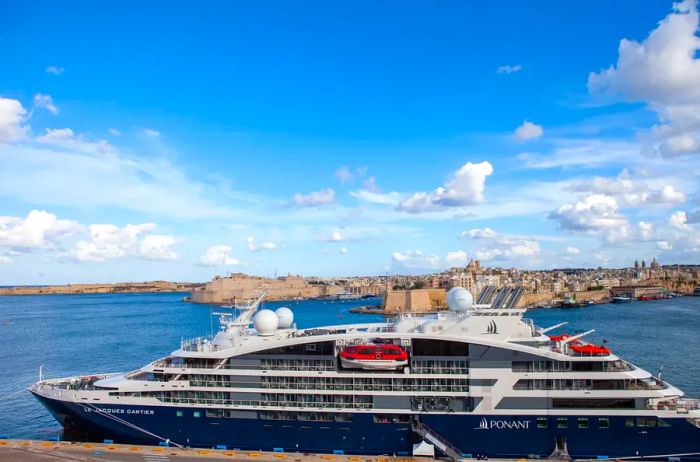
[0,210,82,251]
[1,132,232,219]
[398,161,493,213]
[669,210,692,230]
[514,120,543,141]
[444,250,468,267]
[565,246,580,255]
[139,235,179,261]
[36,128,114,155]
[318,229,345,242]
[461,228,540,262]
[247,236,277,252]
[657,240,673,250]
[588,0,700,157]
[335,165,354,184]
[549,194,630,242]
[33,93,58,115]
[0,97,30,143]
[570,170,685,207]
[460,227,497,239]
[497,64,522,74]
[339,247,348,255]
[72,223,176,262]
[391,250,442,270]
[200,245,240,266]
[108,128,121,136]
[142,128,161,138]
[291,188,335,207]
[350,189,401,206]
[0,255,12,264]
[638,221,655,240]
[45,66,65,76]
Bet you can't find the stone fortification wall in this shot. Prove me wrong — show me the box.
[191,273,342,304]
[382,289,447,313]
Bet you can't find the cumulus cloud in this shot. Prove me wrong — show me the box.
[669,210,692,230]
[45,66,65,75]
[398,161,493,213]
[247,236,277,252]
[291,188,335,207]
[33,93,58,115]
[72,223,177,262]
[549,194,630,242]
[570,170,685,207]
[200,245,240,266]
[565,246,580,255]
[514,120,543,141]
[497,64,522,74]
[339,247,348,255]
[461,227,540,262]
[108,128,121,136]
[0,97,30,143]
[638,221,655,240]
[0,210,82,251]
[444,250,468,267]
[588,0,700,157]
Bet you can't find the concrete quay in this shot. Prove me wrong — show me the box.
[0,439,576,462]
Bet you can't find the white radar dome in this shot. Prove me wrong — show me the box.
[447,287,473,312]
[253,309,279,336]
[275,307,294,329]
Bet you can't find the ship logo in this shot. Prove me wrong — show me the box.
[486,320,498,334]
[475,417,489,430]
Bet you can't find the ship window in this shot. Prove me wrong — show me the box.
[537,417,548,429]
[625,418,635,427]
[374,414,411,424]
[176,410,183,417]
[557,417,568,428]
[206,409,223,418]
[636,417,646,427]
[645,418,657,427]
[578,418,589,429]
[598,417,609,429]
[657,419,671,427]
[193,411,201,418]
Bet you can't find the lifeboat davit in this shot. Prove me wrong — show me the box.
[570,344,611,356]
[548,334,580,344]
[340,344,409,370]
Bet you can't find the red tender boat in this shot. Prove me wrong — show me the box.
[570,344,611,356]
[340,344,409,370]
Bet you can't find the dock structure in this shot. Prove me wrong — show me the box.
[0,438,578,462]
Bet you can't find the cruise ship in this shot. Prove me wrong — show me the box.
[31,289,700,460]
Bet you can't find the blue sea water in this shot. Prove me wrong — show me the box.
[0,293,698,440]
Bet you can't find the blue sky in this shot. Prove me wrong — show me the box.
[1,0,700,284]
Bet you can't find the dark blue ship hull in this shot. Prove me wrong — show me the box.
[34,394,700,460]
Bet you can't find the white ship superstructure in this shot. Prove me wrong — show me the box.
[31,289,700,459]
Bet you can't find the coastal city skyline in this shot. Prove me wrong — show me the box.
[2,1,700,284]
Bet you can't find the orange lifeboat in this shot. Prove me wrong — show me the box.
[570,344,611,356]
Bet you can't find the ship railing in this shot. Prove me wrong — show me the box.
[156,396,373,409]
[180,336,215,352]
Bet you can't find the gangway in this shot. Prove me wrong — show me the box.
[412,421,463,462]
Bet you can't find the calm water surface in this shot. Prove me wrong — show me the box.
[0,293,698,440]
